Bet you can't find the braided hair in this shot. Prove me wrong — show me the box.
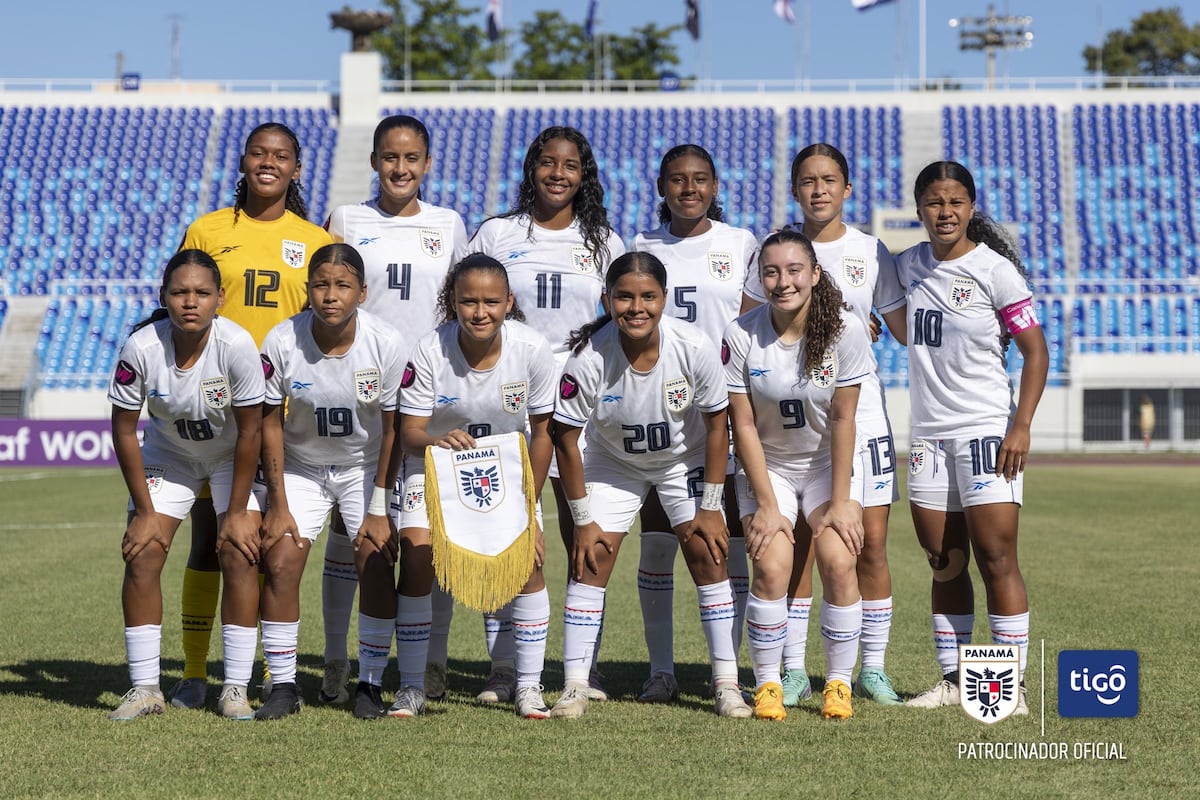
[657,143,725,225]
[504,126,614,268]
[233,122,309,224]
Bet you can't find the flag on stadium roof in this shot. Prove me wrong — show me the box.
[773,0,795,24]
[585,0,598,41]
[486,0,501,42]
[852,0,896,9]
[686,0,700,40]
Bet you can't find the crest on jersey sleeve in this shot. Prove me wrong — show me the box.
[282,239,307,269]
[144,465,167,495]
[571,246,597,274]
[420,228,444,258]
[810,352,836,389]
[909,441,927,475]
[707,250,733,281]
[950,277,977,309]
[559,373,580,400]
[201,376,231,409]
[456,446,505,509]
[402,474,426,512]
[664,376,691,411]
[355,368,382,402]
[842,256,868,288]
[959,645,1020,723]
[501,381,528,414]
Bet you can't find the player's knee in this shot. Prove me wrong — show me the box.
[928,547,968,582]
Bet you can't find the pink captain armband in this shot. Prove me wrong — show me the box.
[1000,298,1041,335]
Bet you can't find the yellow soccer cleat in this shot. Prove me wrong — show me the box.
[821,679,854,720]
[754,682,787,721]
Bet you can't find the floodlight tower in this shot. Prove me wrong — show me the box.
[949,4,1033,90]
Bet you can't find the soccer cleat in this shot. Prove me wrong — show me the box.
[353,682,386,720]
[254,681,302,720]
[317,659,351,705]
[713,684,753,718]
[169,677,207,710]
[475,666,517,704]
[583,667,609,702]
[217,684,254,721]
[638,672,679,704]
[424,662,448,701]
[109,686,165,721]
[1014,685,1029,716]
[753,683,787,721]
[821,679,854,719]
[515,685,551,720]
[853,668,903,705]
[781,668,812,707]
[905,678,960,708]
[549,684,589,719]
[387,685,427,718]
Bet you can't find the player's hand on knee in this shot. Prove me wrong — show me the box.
[745,508,793,561]
[261,509,303,553]
[217,509,261,565]
[356,516,396,566]
[121,510,168,562]
[571,522,609,580]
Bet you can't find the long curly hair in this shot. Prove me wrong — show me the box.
[435,253,526,325]
[913,160,1030,286]
[233,122,309,224]
[656,143,725,225]
[567,251,668,354]
[758,229,848,380]
[504,126,614,267]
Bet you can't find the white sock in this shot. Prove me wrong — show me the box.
[591,598,606,674]
[220,624,257,687]
[860,596,893,671]
[726,537,750,653]
[637,531,677,676]
[745,594,787,689]
[933,613,974,676]
[428,582,454,669]
[321,531,358,664]
[511,589,550,690]
[261,620,300,685]
[484,609,515,670]
[562,581,605,685]
[989,611,1030,677]
[125,624,161,686]
[358,613,395,686]
[782,596,812,670]
[395,593,431,691]
[820,599,862,685]
[696,581,738,684]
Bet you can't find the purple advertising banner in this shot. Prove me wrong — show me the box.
[0,419,144,468]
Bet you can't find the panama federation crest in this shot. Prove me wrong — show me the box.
[200,376,231,409]
[959,645,1020,723]
[950,277,977,309]
[455,445,505,510]
[810,352,837,389]
[501,381,528,414]
[282,239,306,269]
[420,227,444,258]
[664,376,691,411]
[909,441,926,475]
[355,369,381,402]
[144,465,166,494]
[707,250,733,281]
[842,256,868,288]
[403,475,426,512]
[571,246,596,273]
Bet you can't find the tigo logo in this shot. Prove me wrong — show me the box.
[1058,650,1138,718]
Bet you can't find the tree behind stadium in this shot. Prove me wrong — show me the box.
[1083,6,1200,76]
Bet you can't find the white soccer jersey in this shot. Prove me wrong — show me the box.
[109,317,265,461]
[723,305,872,475]
[261,309,406,468]
[554,316,729,472]
[632,220,764,347]
[326,199,469,339]
[399,320,557,446]
[811,226,906,424]
[896,242,1036,439]
[469,214,626,358]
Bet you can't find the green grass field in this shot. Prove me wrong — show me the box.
[1,462,1197,798]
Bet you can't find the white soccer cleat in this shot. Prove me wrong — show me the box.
[217,684,254,720]
[109,685,165,721]
[515,685,551,719]
[905,678,960,708]
[549,684,590,719]
[714,684,753,718]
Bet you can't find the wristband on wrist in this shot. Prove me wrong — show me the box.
[367,485,388,517]
[700,482,724,512]
[567,496,593,526]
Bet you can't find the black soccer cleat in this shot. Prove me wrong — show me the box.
[253,681,302,721]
